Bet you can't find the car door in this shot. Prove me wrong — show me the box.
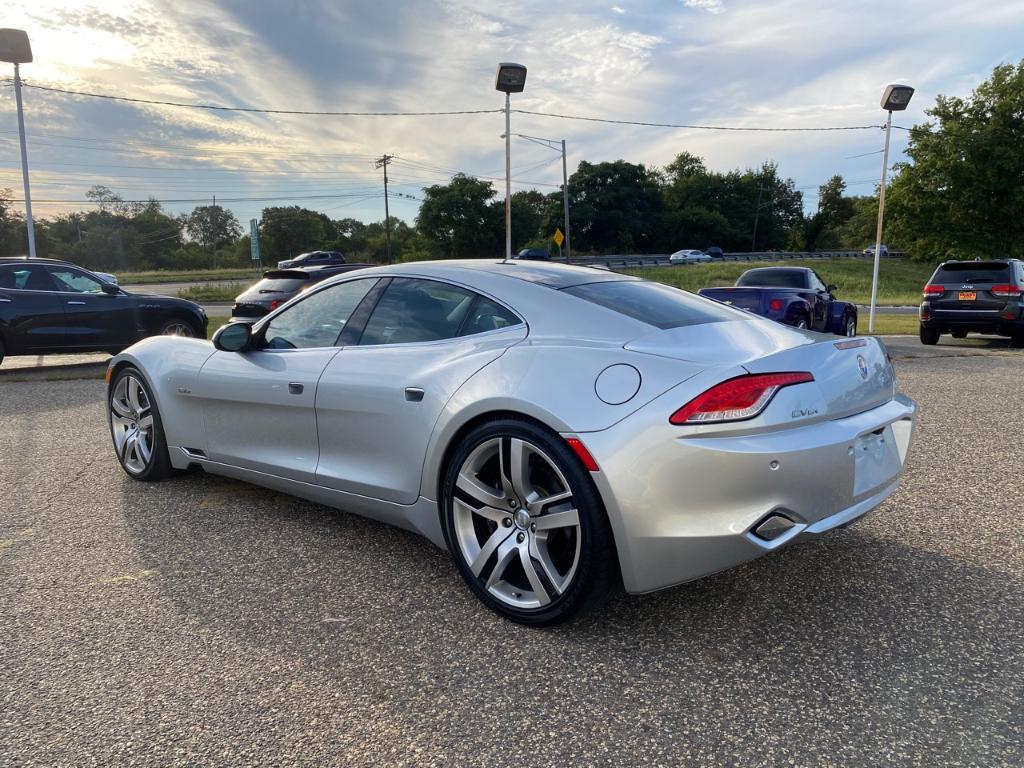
[314,277,527,505]
[194,277,379,483]
[45,265,138,350]
[808,271,830,330]
[0,263,67,353]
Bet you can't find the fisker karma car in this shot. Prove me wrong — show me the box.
[105,260,916,625]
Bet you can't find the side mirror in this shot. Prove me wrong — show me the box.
[826,284,838,293]
[101,283,120,295]
[213,321,254,352]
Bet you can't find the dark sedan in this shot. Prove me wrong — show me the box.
[0,257,207,365]
[231,264,372,319]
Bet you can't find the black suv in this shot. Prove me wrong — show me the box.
[919,259,1024,346]
[232,264,371,319]
[512,248,552,261]
[0,257,207,365]
[277,250,346,269]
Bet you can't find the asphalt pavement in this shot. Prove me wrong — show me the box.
[1,348,1022,766]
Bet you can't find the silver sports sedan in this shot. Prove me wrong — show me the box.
[105,260,916,625]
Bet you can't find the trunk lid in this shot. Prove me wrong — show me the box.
[698,287,769,313]
[624,317,809,366]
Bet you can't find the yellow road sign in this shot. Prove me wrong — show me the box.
[553,228,564,247]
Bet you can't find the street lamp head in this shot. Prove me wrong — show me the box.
[881,84,914,111]
[495,62,527,94]
[0,28,32,64]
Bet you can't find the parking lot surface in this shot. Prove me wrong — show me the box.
[1,348,1022,766]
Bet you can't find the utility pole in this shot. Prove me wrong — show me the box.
[375,154,394,263]
[12,63,36,258]
[211,194,217,269]
[561,139,571,260]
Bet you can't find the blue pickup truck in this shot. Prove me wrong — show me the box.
[699,267,858,336]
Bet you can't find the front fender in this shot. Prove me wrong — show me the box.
[826,300,856,334]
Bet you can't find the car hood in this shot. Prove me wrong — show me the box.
[125,292,204,312]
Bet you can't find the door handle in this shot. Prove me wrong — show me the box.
[405,387,425,402]
[288,382,304,395]
[67,300,86,305]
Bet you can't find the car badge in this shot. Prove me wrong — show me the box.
[857,355,869,380]
[961,284,973,289]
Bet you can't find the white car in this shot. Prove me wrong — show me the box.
[669,249,712,264]
[863,244,889,257]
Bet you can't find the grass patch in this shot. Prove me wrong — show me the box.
[116,268,261,285]
[207,316,231,338]
[179,285,239,302]
[625,258,935,306]
[863,314,920,336]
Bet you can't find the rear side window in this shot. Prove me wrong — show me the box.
[931,262,1012,284]
[563,280,737,330]
[359,278,476,345]
[460,296,521,335]
[736,269,808,288]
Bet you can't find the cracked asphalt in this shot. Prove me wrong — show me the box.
[1,343,1022,767]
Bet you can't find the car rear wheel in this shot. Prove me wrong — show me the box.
[109,367,173,481]
[920,325,940,345]
[843,314,857,337]
[794,315,809,330]
[161,318,200,337]
[441,419,617,626]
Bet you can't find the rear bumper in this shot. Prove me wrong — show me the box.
[581,395,916,594]
[921,302,1022,334]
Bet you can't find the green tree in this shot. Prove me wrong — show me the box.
[886,60,1024,260]
[805,175,854,250]
[259,206,336,262]
[185,204,242,250]
[415,174,501,258]
[566,160,662,253]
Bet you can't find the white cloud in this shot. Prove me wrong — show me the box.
[611,5,625,13]
[682,0,725,14]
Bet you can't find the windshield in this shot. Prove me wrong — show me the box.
[736,269,807,288]
[931,263,1012,284]
[563,280,738,330]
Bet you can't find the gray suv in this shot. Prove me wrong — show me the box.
[919,259,1024,346]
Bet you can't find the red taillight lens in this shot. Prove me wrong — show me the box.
[923,285,945,297]
[269,300,282,310]
[990,284,1022,298]
[565,438,600,472]
[669,372,815,425]
[769,299,784,312]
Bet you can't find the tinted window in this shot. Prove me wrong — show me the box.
[809,271,828,292]
[736,269,808,288]
[263,278,377,349]
[0,265,31,289]
[563,280,738,330]
[360,278,475,345]
[253,275,312,294]
[48,267,104,294]
[932,262,1012,284]
[460,296,521,335]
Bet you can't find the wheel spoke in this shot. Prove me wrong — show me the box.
[485,535,520,590]
[533,508,580,531]
[470,525,514,577]
[518,542,551,606]
[505,438,534,502]
[527,489,572,516]
[110,397,132,419]
[138,414,154,431]
[136,433,152,463]
[456,470,506,509]
[126,377,146,414]
[530,536,569,595]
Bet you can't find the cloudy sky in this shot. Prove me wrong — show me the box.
[2,0,1023,229]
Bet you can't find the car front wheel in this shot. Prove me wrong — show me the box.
[441,419,617,626]
[109,367,173,481]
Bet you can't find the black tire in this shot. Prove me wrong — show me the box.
[919,325,941,345]
[951,330,967,339]
[159,317,202,338]
[839,312,857,337]
[1011,330,1024,349]
[108,366,174,481]
[794,315,810,330]
[440,418,619,626]
[0,336,4,367]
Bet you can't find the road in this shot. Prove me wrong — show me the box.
[1,345,1021,766]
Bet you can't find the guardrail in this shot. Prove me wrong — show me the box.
[562,250,905,269]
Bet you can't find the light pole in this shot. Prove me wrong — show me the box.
[868,83,914,333]
[514,133,571,259]
[495,63,527,262]
[0,29,36,259]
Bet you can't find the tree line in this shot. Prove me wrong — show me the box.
[1,60,1020,271]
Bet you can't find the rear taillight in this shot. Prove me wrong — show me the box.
[923,285,945,297]
[990,284,1022,298]
[769,299,784,312]
[669,372,815,425]
[269,300,282,310]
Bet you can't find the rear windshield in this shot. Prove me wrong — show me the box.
[736,269,807,288]
[931,262,1012,284]
[562,280,738,330]
[253,276,311,293]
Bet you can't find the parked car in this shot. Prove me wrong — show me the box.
[699,266,858,336]
[104,259,914,625]
[919,259,1024,346]
[669,249,712,264]
[277,250,346,269]
[232,264,372,319]
[704,246,724,259]
[864,244,889,257]
[512,248,552,261]
[0,257,207,365]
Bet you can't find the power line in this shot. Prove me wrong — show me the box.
[510,108,885,132]
[6,80,503,117]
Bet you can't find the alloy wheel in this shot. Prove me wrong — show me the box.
[452,437,582,610]
[163,322,194,337]
[110,374,155,474]
[846,316,857,336]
